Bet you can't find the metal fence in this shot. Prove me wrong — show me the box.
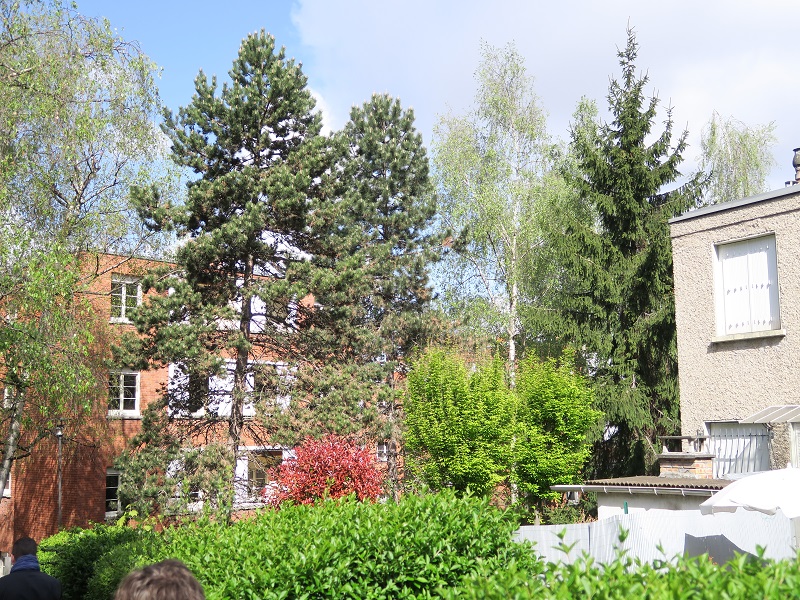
[706,424,771,478]
[515,509,795,565]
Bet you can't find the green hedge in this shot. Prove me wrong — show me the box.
[146,492,538,600]
[38,493,800,600]
[38,523,157,600]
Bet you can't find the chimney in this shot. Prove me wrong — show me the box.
[785,148,800,186]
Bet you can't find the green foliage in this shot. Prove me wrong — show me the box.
[514,353,602,502]
[404,348,516,496]
[40,495,800,600]
[84,531,163,600]
[140,492,537,600]
[432,42,573,366]
[699,111,777,205]
[0,0,176,254]
[0,0,173,499]
[550,28,705,476]
[404,347,599,506]
[119,36,439,512]
[38,522,154,600]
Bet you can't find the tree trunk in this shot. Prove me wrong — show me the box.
[0,388,25,504]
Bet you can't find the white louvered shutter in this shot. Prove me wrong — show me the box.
[747,238,779,332]
[720,241,752,334]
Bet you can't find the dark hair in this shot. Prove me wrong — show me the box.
[115,560,205,600]
[12,537,37,559]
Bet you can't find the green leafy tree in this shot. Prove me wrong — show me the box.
[552,29,705,477]
[699,111,777,205]
[0,250,99,500]
[432,42,569,371]
[0,0,175,255]
[514,352,602,504]
[404,348,598,504]
[404,348,516,496]
[0,0,171,497]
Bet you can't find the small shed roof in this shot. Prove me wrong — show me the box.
[740,405,800,424]
[552,476,730,497]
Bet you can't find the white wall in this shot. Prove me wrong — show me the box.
[597,493,709,519]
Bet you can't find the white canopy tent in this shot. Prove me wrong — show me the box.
[700,468,800,547]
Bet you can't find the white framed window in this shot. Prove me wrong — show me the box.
[2,470,10,498]
[248,449,282,497]
[714,234,781,337]
[251,361,293,416]
[105,469,121,518]
[108,371,140,417]
[110,276,141,323]
[234,447,284,503]
[376,441,390,463]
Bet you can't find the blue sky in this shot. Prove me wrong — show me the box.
[76,0,800,189]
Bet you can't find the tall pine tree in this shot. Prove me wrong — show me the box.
[116,41,440,511]
[554,29,704,477]
[274,94,440,495]
[117,31,326,516]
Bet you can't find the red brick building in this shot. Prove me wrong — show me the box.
[0,253,395,554]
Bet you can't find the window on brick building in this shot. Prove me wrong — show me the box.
[247,449,282,498]
[376,441,396,463]
[108,371,139,417]
[105,469,121,518]
[2,470,10,498]
[110,276,141,323]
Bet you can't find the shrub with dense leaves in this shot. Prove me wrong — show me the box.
[37,523,153,600]
[142,491,538,600]
[267,434,383,505]
[39,493,800,600]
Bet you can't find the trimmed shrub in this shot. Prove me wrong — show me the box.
[145,491,535,600]
[84,530,163,600]
[38,523,144,600]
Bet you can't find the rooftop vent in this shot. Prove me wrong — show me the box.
[785,148,800,186]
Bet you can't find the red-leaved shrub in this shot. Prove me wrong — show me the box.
[268,434,383,506]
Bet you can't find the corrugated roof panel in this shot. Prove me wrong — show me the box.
[740,405,800,423]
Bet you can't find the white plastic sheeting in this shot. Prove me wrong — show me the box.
[515,508,794,565]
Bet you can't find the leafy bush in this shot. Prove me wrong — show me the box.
[267,434,383,505]
[40,494,800,600]
[38,523,145,600]
[141,491,536,600]
[84,530,163,600]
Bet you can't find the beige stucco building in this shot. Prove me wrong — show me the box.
[670,184,800,476]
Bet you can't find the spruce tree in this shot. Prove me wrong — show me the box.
[554,29,704,476]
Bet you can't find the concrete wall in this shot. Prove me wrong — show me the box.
[597,492,709,519]
[670,189,800,468]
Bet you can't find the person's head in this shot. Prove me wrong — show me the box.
[11,537,37,560]
[115,560,205,600]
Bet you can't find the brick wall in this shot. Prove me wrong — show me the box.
[658,453,715,479]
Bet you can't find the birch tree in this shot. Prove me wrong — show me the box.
[432,42,560,375]
[0,0,170,498]
[699,112,777,205]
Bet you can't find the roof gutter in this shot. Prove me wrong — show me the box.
[551,484,718,497]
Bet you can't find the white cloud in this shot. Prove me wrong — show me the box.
[292,0,800,189]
